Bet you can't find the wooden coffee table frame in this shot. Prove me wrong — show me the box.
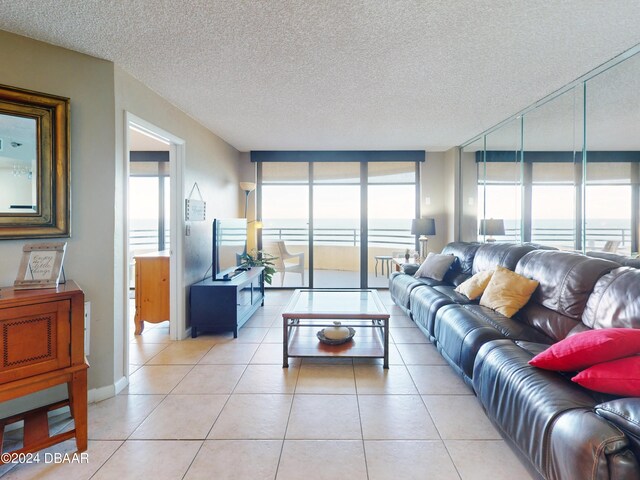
[282,289,390,369]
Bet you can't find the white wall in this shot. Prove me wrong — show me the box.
[0,30,242,408]
[0,31,117,396]
[114,67,241,384]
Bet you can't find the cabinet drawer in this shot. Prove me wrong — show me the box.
[0,300,71,384]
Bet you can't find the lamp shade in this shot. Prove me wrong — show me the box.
[239,182,256,192]
[479,218,505,236]
[411,218,436,236]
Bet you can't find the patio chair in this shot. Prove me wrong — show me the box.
[603,240,620,253]
[273,241,305,286]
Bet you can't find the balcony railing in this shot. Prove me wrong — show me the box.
[262,227,415,247]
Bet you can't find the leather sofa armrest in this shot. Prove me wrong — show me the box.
[597,399,640,445]
[402,264,419,276]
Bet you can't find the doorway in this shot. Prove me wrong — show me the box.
[124,114,185,352]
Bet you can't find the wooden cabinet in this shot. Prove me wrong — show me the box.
[190,267,264,338]
[134,251,169,335]
[0,281,87,458]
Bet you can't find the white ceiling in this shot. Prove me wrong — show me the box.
[1,1,639,152]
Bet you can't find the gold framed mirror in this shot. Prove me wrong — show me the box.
[0,84,69,239]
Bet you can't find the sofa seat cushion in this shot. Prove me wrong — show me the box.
[434,304,552,380]
[473,339,599,476]
[409,286,472,340]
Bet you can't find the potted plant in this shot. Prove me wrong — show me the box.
[239,249,278,285]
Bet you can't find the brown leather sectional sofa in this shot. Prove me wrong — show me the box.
[389,242,640,480]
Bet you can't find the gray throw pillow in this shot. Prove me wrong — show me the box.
[414,253,456,281]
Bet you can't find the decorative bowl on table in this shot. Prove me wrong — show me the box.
[317,321,356,345]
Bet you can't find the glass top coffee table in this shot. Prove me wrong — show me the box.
[282,289,391,368]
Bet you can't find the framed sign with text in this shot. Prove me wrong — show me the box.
[14,242,67,289]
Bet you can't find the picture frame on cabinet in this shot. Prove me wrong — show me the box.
[14,242,67,289]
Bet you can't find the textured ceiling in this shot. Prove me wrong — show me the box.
[1,1,639,151]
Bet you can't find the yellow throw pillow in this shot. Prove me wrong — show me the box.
[479,265,539,318]
[455,270,494,300]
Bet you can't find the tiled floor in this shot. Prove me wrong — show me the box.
[1,290,535,480]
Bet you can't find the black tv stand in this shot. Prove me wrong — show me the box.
[222,269,246,281]
[190,266,264,338]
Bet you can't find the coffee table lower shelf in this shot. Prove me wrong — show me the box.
[283,321,387,367]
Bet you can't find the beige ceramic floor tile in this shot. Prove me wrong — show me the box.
[235,327,269,343]
[365,440,460,480]
[387,305,409,316]
[423,395,502,440]
[263,326,286,343]
[250,342,287,365]
[390,327,429,344]
[446,440,535,479]
[92,440,201,480]
[146,341,213,365]
[234,364,299,394]
[389,315,417,327]
[199,342,259,364]
[407,365,473,395]
[296,364,356,394]
[129,363,142,375]
[89,394,165,440]
[128,342,169,364]
[0,439,122,480]
[125,365,193,394]
[184,440,282,480]
[209,394,293,439]
[396,342,448,365]
[276,440,367,480]
[358,395,439,440]
[243,315,276,328]
[354,364,418,394]
[172,364,246,394]
[130,394,228,439]
[191,331,236,343]
[131,326,171,344]
[286,394,361,440]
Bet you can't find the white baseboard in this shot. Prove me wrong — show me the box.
[88,375,128,404]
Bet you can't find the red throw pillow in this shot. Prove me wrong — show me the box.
[529,328,640,371]
[572,356,640,396]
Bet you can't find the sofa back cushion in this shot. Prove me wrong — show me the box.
[471,243,536,275]
[515,251,619,341]
[441,242,481,286]
[582,267,640,329]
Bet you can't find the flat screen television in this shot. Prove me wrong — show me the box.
[212,218,247,280]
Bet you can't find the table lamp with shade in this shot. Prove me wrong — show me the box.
[411,218,436,261]
[479,218,505,242]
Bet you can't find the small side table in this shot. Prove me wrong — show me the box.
[374,255,393,277]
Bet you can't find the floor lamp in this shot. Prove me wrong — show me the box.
[239,182,256,218]
[411,218,436,261]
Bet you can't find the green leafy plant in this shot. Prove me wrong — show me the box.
[240,249,278,285]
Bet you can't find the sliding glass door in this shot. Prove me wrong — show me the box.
[258,158,419,289]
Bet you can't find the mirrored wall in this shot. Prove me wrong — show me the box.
[460,48,640,255]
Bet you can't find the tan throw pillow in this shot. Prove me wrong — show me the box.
[479,265,539,318]
[414,252,456,281]
[455,270,494,300]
